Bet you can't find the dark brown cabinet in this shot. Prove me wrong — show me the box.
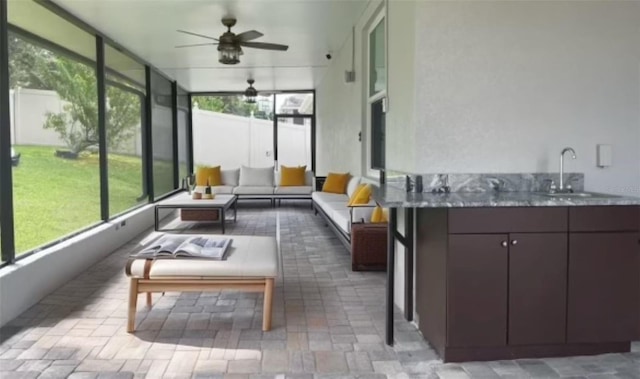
[508,233,567,345]
[416,205,640,363]
[567,232,639,343]
[447,234,508,347]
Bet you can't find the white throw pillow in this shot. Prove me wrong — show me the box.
[239,166,275,187]
[221,168,240,186]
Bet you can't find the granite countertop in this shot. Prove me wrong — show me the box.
[374,185,640,208]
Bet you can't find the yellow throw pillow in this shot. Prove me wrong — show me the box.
[371,206,389,223]
[322,172,350,194]
[195,166,222,186]
[348,184,372,206]
[280,165,307,186]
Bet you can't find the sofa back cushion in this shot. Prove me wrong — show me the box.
[346,176,362,198]
[239,166,274,187]
[221,168,240,186]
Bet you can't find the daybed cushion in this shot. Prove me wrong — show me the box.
[128,236,277,278]
[330,209,351,234]
[239,166,274,187]
[221,168,240,186]
[233,186,275,195]
[274,186,313,195]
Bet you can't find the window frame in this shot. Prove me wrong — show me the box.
[365,8,387,179]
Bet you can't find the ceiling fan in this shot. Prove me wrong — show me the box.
[176,18,289,64]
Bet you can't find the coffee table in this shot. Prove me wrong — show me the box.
[155,192,237,233]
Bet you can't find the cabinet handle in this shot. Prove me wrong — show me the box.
[511,240,518,246]
[501,241,508,248]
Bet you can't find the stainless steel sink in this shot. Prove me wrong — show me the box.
[540,192,619,199]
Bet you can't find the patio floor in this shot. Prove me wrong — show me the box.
[0,202,638,378]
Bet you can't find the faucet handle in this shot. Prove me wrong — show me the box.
[543,179,557,193]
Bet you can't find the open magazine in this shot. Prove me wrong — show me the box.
[133,234,233,260]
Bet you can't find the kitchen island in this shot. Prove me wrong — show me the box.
[375,185,640,362]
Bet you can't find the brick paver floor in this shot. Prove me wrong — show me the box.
[0,201,638,378]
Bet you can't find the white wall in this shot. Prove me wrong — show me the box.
[315,0,383,176]
[0,206,156,326]
[385,0,417,174]
[413,1,640,196]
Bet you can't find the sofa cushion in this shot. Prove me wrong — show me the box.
[239,166,274,187]
[322,172,350,194]
[330,209,351,234]
[346,176,362,198]
[348,184,372,206]
[312,192,348,208]
[212,185,235,195]
[279,165,307,186]
[274,186,313,195]
[233,186,275,195]
[221,168,240,186]
[196,166,222,186]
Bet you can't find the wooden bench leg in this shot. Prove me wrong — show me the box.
[146,292,152,308]
[262,278,274,331]
[127,278,139,333]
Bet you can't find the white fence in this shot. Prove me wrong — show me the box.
[9,88,142,156]
[192,109,311,170]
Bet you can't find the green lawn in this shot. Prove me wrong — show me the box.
[11,145,146,254]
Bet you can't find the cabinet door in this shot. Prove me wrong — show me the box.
[509,233,567,345]
[447,234,508,347]
[568,233,640,343]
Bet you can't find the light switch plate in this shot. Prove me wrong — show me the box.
[597,144,612,167]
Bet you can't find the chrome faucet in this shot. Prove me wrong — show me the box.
[559,147,577,192]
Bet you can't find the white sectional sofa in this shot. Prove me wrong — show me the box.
[311,175,377,247]
[195,166,315,206]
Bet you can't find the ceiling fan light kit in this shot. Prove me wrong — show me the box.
[218,44,241,65]
[244,79,258,103]
[177,17,289,65]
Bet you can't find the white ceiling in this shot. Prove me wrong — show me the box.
[51,0,369,92]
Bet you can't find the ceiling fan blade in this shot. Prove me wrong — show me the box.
[175,43,217,48]
[235,30,264,42]
[240,41,289,51]
[176,29,219,41]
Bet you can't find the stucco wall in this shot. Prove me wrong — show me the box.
[413,1,640,196]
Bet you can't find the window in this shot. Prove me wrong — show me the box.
[275,92,314,169]
[150,70,176,199]
[367,11,386,173]
[105,43,147,216]
[8,2,101,255]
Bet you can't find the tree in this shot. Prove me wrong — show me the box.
[8,32,51,90]
[195,95,273,120]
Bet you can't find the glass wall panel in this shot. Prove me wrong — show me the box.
[105,43,147,216]
[192,95,274,169]
[8,3,100,255]
[176,87,189,182]
[150,70,176,199]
